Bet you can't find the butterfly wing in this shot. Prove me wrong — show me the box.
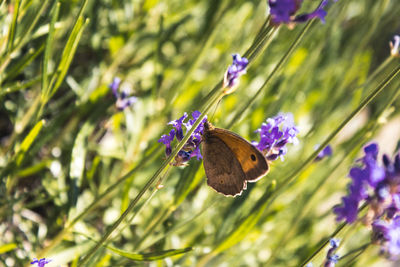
[210,128,269,182]
[202,133,247,196]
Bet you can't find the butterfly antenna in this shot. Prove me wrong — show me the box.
[210,98,222,122]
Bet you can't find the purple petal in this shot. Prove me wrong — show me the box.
[334,196,359,223]
[109,77,121,98]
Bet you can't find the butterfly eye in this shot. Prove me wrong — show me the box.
[251,154,256,161]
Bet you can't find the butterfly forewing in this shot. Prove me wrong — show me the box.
[202,134,247,196]
[201,122,269,196]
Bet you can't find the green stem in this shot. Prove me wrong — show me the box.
[339,242,370,262]
[243,18,273,61]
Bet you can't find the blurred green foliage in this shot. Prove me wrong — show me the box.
[1,0,400,266]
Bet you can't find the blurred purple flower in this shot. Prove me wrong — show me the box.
[109,77,137,110]
[110,77,121,97]
[324,254,339,267]
[315,144,333,161]
[390,35,400,58]
[223,54,248,90]
[386,194,400,219]
[31,258,51,267]
[159,111,207,166]
[268,0,333,26]
[253,112,299,161]
[158,129,176,156]
[373,216,400,259]
[334,143,387,223]
[333,195,359,223]
[382,153,400,186]
[324,238,340,267]
[334,142,400,260]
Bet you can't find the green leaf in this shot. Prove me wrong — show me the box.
[0,243,17,254]
[6,0,20,52]
[15,119,46,166]
[47,17,88,100]
[3,45,44,82]
[42,2,60,98]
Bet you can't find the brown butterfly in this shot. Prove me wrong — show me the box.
[201,121,269,197]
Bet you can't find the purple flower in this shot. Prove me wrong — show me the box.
[333,195,359,223]
[159,111,207,166]
[268,0,333,26]
[373,216,400,259]
[390,35,400,58]
[385,217,400,258]
[334,143,387,223]
[387,195,400,219]
[372,219,390,241]
[169,113,188,141]
[110,77,121,98]
[109,77,138,110]
[335,142,400,260]
[324,254,339,267]
[323,238,340,267]
[315,144,333,161]
[253,112,299,161]
[31,258,51,267]
[223,54,249,90]
[382,153,400,186]
[158,129,176,156]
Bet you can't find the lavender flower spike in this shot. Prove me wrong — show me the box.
[109,77,121,98]
[334,141,400,260]
[158,129,176,156]
[159,111,207,166]
[268,0,333,26]
[31,258,52,267]
[253,112,299,161]
[323,238,340,267]
[333,143,385,223]
[109,77,138,111]
[223,54,249,93]
[315,144,333,161]
[373,216,400,260]
[324,241,340,267]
